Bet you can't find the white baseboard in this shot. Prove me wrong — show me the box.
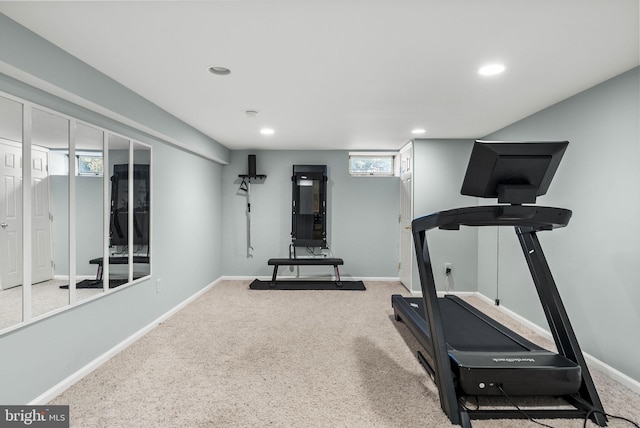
[29,277,224,405]
[221,275,400,282]
[220,275,265,281]
[472,292,640,395]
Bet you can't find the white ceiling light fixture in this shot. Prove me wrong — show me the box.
[208,66,231,75]
[478,63,506,76]
[260,128,275,135]
[411,128,426,135]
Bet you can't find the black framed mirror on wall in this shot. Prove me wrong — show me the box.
[291,165,327,249]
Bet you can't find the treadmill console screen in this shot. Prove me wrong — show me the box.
[461,140,568,204]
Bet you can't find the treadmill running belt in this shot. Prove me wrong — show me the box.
[440,297,542,352]
[411,296,543,352]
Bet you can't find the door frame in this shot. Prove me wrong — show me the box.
[398,141,413,290]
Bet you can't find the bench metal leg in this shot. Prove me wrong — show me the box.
[270,265,279,287]
[334,265,342,287]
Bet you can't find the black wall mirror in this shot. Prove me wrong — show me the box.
[291,165,327,249]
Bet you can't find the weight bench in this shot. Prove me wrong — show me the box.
[89,256,150,280]
[267,258,344,287]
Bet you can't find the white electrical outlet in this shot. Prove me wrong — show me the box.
[445,263,452,275]
[156,278,162,293]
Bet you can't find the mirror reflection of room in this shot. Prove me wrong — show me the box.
[132,142,151,280]
[106,140,150,285]
[297,177,322,240]
[31,107,69,318]
[74,122,104,303]
[291,165,327,252]
[0,92,152,334]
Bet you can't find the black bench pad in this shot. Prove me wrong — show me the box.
[268,258,343,266]
[89,256,150,280]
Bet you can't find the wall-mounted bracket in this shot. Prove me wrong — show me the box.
[238,174,267,180]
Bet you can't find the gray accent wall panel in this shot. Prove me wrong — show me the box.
[221,150,400,278]
[411,139,477,293]
[483,67,640,382]
[0,40,225,405]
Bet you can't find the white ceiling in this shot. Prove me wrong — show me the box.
[1,1,638,151]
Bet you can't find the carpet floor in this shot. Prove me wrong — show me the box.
[49,280,640,427]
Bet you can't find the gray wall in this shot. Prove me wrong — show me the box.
[0,19,226,402]
[411,139,477,293]
[222,150,400,278]
[0,82,225,403]
[481,67,640,382]
[0,138,224,404]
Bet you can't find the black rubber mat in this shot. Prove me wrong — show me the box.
[249,279,365,290]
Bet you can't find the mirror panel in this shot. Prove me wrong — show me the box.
[31,107,69,318]
[132,141,151,280]
[75,123,105,301]
[0,95,24,330]
[107,134,130,287]
[0,90,153,334]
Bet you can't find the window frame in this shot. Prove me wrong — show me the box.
[77,151,104,177]
[348,151,399,177]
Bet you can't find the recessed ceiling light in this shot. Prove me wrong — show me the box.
[208,66,231,76]
[411,128,426,135]
[478,64,505,76]
[260,128,275,135]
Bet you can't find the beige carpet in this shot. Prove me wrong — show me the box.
[0,279,103,331]
[50,280,640,427]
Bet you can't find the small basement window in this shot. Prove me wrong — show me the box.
[49,150,104,176]
[77,153,104,176]
[348,152,398,176]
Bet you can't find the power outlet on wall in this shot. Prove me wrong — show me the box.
[156,278,162,294]
[445,263,452,275]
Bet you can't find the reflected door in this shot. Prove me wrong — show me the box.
[31,146,53,283]
[399,143,413,290]
[0,141,22,289]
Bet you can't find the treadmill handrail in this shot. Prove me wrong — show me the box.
[412,205,571,233]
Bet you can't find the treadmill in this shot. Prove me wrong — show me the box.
[391,140,606,427]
